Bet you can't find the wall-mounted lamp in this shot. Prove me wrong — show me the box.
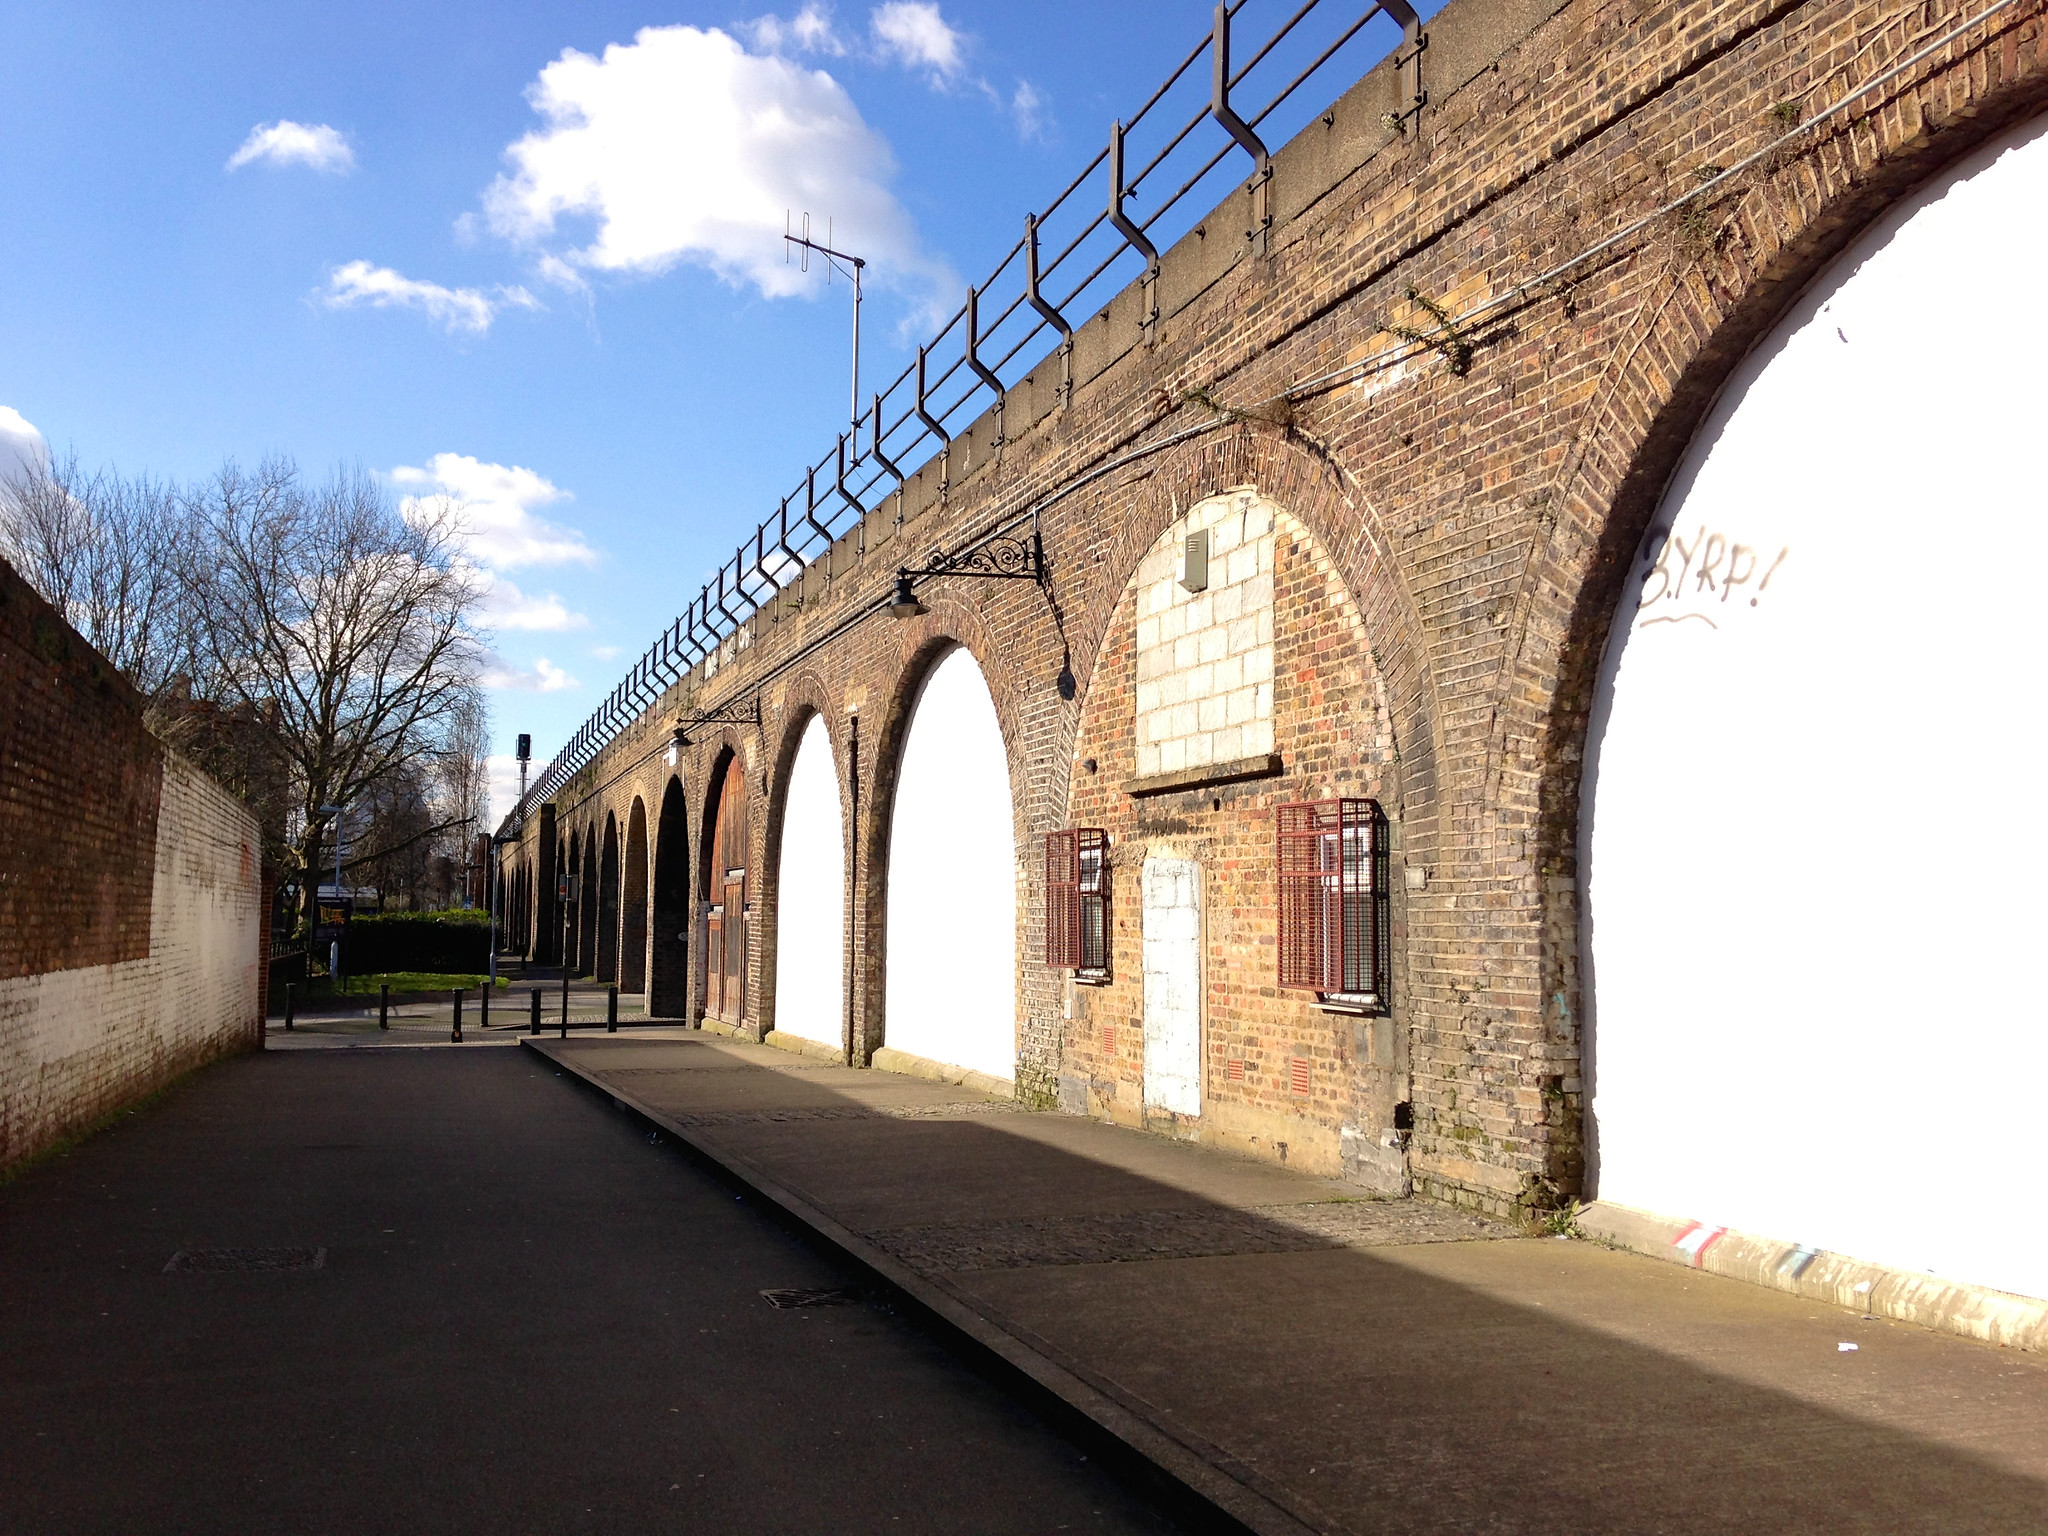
[886,529,1043,622]
[886,573,929,619]
[666,725,686,766]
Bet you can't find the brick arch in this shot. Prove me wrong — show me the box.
[857,611,1019,1064]
[578,823,600,978]
[1055,423,1444,837]
[757,673,851,1043]
[621,796,649,994]
[596,810,620,984]
[562,827,581,974]
[649,774,690,1018]
[1467,96,2048,1203]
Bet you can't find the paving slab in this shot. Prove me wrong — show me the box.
[532,1032,2048,1536]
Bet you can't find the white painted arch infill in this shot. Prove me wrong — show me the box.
[773,715,844,1052]
[1582,113,2048,1303]
[884,645,1018,1082]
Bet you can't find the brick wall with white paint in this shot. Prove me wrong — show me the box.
[0,555,262,1171]
[0,752,261,1167]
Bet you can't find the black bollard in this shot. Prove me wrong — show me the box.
[607,985,618,1033]
[452,989,464,1043]
[479,980,489,1030]
[379,982,389,1031]
[529,988,541,1035]
[284,981,296,1032]
[561,969,570,1037]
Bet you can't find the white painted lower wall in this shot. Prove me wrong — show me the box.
[773,715,845,1052]
[1583,113,2048,1302]
[0,753,262,1164]
[884,646,1018,1082]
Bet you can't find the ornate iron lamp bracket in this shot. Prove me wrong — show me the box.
[900,528,1044,585]
[674,695,762,747]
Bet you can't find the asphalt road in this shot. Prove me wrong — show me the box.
[0,1046,1187,1535]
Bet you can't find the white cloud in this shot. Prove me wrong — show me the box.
[0,406,48,486]
[1009,79,1045,140]
[486,656,578,692]
[391,452,594,570]
[591,644,623,660]
[481,24,944,301]
[870,3,963,79]
[321,260,539,335]
[483,577,588,632]
[227,120,355,174]
[746,3,847,55]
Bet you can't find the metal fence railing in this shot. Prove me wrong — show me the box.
[514,0,1423,823]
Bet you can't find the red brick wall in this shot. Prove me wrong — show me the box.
[0,558,161,979]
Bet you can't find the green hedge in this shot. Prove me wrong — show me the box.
[347,909,491,975]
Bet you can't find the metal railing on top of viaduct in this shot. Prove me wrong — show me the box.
[513,0,1426,823]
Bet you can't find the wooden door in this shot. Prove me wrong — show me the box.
[706,769,749,1019]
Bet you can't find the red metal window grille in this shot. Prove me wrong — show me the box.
[1226,1057,1245,1083]
[1275,798,1389,1006]
[1101,1023,1116,1056]
[1290,1056,1312,1096]
[1046,828,1110,974]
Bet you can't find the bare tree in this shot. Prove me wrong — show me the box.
[188,461,490,934]
[0,450,198,697]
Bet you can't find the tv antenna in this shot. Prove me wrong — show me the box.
[785,212,867,435]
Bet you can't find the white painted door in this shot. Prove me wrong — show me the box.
[1142,857,1202,1115]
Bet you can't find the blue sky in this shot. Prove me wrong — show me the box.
[0,0,1424,815]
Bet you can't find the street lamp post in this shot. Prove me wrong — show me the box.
[319,802,346,988]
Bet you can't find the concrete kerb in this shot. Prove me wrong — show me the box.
[521,1036,1312,1536]
[1578,1201,2048,1353]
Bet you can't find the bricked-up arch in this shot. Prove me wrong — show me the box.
[621,798,649,994]
[577,827,600,978]
[649,776,689,1018]
[1061,490,1406,1182]
[596,812,620,983]
[561,829,579,973]
[883,643,1018,1083]
[769,711,846,1053]
[1577,112,2048,1303]
[701,749,751,1024]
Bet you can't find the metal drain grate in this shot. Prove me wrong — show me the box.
[164,1247,327,1274]
[759,1286,859,1309]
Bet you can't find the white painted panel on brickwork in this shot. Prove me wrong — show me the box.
[773,715,844,1052]
[1142,857,1202,1116]
[0,754,260,1165]
[1134,493,1275,778]
[884,646,1017,1081]
[1584,113,2048,1303]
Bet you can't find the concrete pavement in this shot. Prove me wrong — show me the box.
[532,1031,2048,1536]
[0,1045,1190,1534]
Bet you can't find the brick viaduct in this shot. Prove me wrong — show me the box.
[500,0,2048,1220]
